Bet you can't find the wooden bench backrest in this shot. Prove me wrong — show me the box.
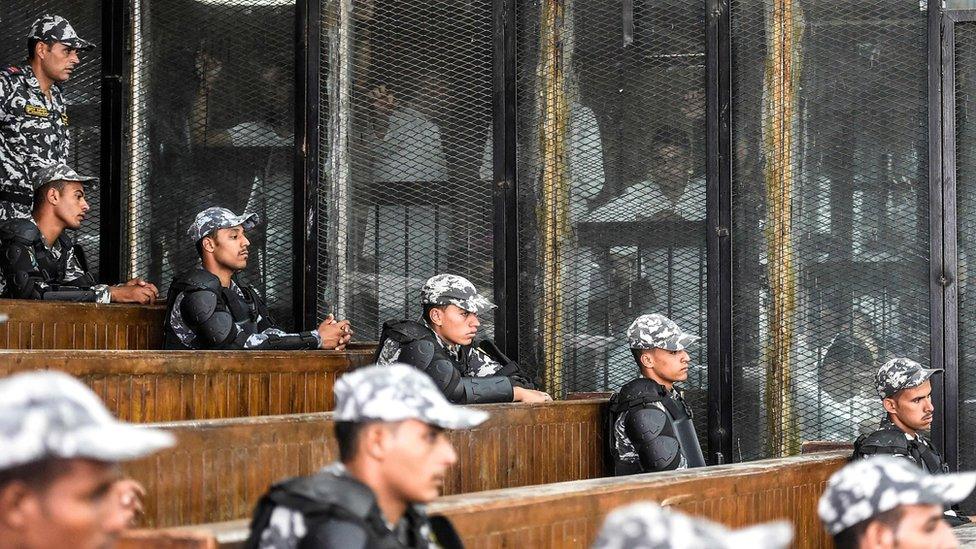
[0,300,166,349]
[124,399,609,528]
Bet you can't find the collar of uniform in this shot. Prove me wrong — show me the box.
[320,461,427,535]
[422,318,462,359]
[20,64,62,105]
[879,415,923,442]
[28,217,62,252]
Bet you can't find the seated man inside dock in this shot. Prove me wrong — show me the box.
[375,273,551,404]
[246,364,473,548]
[0,163,159,303]
[610,313,706,475]
[163,206,352,350]
[852,358,973,526]
[819,456,975,548]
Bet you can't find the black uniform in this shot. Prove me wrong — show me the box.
[609,377,706,476]
[245,464,462,549]
[853,416,970,526]
[374,319,536,404]
[163,267,320,350]
[0,218,106,301]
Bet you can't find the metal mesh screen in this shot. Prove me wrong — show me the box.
[126,0,296,325]
[319,0,495,340]
[514,0,707,421]
[0,3,102,276]
[730,0,930,460]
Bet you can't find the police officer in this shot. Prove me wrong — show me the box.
[852,358,973,526]
[0,15,93,220]
[0,163,158,302]
[818,456,976,548]
[609,313,706,476]
[593,502,793,549]
[375,273,551,404]
[0,370,174,549]
[164,206,352,350]
[246,364,473,548]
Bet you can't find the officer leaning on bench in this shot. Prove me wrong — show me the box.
[375,273,551,404]
[163,206,352,350]
[0,163,159,303]
[609,313,706,475]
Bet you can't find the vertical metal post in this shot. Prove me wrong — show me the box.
[492,0,519,356]
[99,0,125,283]
[295,0,322,329]
[705,0,734,464]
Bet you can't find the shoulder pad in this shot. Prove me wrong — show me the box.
[855,428,910,455]
[0,219,42,246]
[271,472,376,520]
[615,378,667,406]
[179,268,223,292]
[383,319,434,342]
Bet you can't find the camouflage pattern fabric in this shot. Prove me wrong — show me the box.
[32,161,97,190]
[627,313,699,351]
[592,502,793,549]
[334,363,489,429]
[875,357,943,399]
[818,456,976,535]
[0,370,173,470]
[186,206,259,243]
[28,15,95,50]
[420,273,495,314]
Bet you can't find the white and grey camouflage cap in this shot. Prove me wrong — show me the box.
[818,456,976,535]
[875,357,943,399]
[334,364,489,429]
[0,371,175,471]
[420,274,495,315]
[28,14,95,51]
[187,206,260,243]
[32,162,98,191]
[592,502,794,549]
[627,313,699,351]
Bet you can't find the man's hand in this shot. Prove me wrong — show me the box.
[195,50,223,92]
[109,279,158,304]
[369,85,396,138]
[317,314,353,350]
[105,478,145,530]
[513,386,553,403]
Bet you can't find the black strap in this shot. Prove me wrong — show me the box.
[0,190,32,206]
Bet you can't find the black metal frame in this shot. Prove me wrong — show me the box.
[99,0,126,284]
[705,0,734,465]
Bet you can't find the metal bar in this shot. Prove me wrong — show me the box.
[705,0,734,465]
[294,0,321,330]
[491,0,519,357]
[929,0,947,468]
[99,0,125,283]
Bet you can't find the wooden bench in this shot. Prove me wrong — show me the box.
[123,451,847,549]
[0,347,376,422]
[0,299,166,349]
[122,399,608,528]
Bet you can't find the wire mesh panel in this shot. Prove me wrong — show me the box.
[319,0,495,340]
[515,0,707,416]
[730,0,930,460]
[0,3,102,276]
[125,0,296,325]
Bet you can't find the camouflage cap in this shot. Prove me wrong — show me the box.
[32,162,97,191]
[875,357,942,399]
[627,313,699,351]
[818,456,976,535]
[420,274,495,314]
[187,206,260,243]
[0,371,174,471]
[28,15,94,51]
[592,502,794,549]
[334,364,489,429]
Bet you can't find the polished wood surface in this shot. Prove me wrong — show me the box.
[0,348,375,422]
[123,399,609,528]
[123,451,846,549]
[0,299,166,349]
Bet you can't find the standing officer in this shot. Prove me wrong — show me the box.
[375,273,551,404]
[246,364,471,548]
[609,313,706,475]
[0,15,93,220]
[852,357,973,526]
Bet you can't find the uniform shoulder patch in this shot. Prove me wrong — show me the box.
[2,66,22,75]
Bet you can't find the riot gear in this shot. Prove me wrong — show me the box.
[0,218,98,301]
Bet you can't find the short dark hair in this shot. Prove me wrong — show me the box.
[194,229,220,258]
[27,38,43,61]
[422,303,448,324]
[335,420,374,462]
[0,458,69,492]
[31,180,70,213]
[832,507,904,549]
[631,348,648,366]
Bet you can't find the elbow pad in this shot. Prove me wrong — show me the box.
[41,289,97,302]
[625,407,682,472]
[460,376,514,404]
[259,332,321,350]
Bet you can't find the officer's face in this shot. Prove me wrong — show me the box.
[885,380,935,433]
[1,459,124,549]
[206,226,250,271]
[37,42,80,83]
[429,304,480,346]
[376,419,457,504]
[644,348,690,386]
[863,504,957,549]
[51,182,90,230]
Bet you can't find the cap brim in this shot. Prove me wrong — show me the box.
[70,422,174,463]
[919,470,976,506]
[453,295,496,315]
[62,38,95,51]
[238,212,260,231]
[724,521,794,549]
[423,401,489,430]
[657,332,700,351]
